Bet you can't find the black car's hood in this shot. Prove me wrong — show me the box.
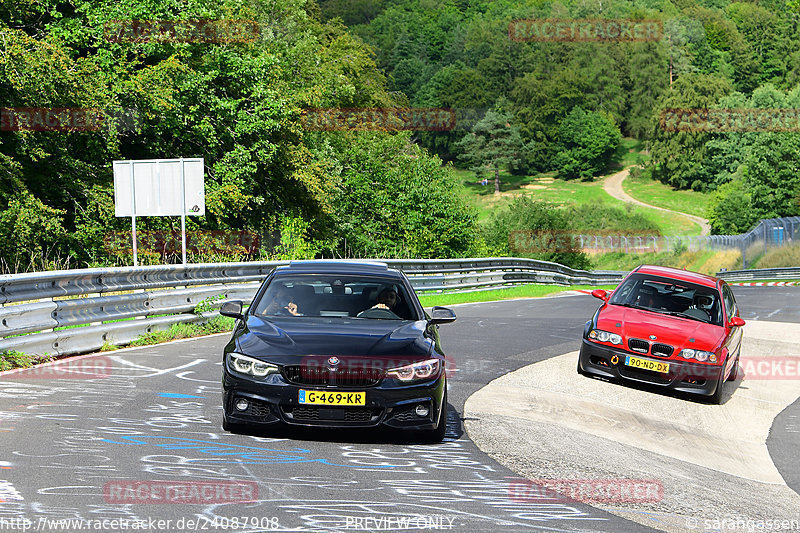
[235,316,432,364]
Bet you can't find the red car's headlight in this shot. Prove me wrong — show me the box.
[588,329,622,345]
[679,349,717,363]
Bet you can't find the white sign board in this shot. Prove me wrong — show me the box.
[113,158,205,217]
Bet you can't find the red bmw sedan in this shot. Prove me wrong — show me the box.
[577,265,745,403]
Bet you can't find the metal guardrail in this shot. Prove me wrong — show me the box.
[717,267,800,281]
[0,259,626,358]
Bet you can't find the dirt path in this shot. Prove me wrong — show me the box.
[603,168,711,236]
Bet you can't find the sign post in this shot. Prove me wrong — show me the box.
[113,158,205,265]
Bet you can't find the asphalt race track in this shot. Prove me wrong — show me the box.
[0,287,798,533]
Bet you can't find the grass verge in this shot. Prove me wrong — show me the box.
[622,169,711,218]
[129,316,235,346]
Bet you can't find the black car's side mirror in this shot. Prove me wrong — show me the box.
[428,306,456,325]
[220,300,244,320]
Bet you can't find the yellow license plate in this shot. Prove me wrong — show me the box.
[298,390,365,406]
[625,356,669,373]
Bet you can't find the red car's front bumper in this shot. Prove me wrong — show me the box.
[578,339,726,397]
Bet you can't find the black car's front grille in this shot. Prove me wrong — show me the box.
[286,406,380,422]
[651,343,674,357]
[628,338,650,353]
[282,365,383,387]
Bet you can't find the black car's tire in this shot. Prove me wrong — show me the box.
[420,390,448,443]
[710,365,725,404]
[727,353,740,381]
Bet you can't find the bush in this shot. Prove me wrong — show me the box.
[553,107,621,180]
[484,196,591,270]
[328,133,481,258]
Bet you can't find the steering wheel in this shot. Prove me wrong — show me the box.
[357,308,401,319]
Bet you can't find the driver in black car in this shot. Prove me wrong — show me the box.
[264,285,301,316]
[357,288,400,318]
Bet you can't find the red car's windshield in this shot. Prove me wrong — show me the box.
[609,274,723,326]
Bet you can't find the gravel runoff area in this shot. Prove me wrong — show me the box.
[464,320,800,533]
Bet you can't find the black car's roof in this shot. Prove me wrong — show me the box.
[275,260,401,277]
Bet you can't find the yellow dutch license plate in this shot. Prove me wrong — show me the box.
[625,356,669,374]
[298,390,365,406]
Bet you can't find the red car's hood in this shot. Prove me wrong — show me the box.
[597,304,726,352]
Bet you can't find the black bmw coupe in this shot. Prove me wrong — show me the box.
[220,261,456,441]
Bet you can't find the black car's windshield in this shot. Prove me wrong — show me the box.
[252,275,419,320]
[609,273,722,326]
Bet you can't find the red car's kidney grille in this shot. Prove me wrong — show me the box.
[628,338,650,353]
[651,343,674,357]
[282,365,383,387]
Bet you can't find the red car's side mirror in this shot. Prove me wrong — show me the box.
[729,316,746,327]
[591,289,609,301]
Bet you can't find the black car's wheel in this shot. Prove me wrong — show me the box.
[420,390,448,443]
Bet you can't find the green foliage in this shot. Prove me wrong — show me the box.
[707,178,759,234]
[456,109,523,193]
[129,316,234,346]
[192,294,225,315]
[742,133,800,219]
[0,191,68,272]
[484,196,591,270]
[0,350,42,371]
[648,73,732,191]
[269,215,322,260]
[552,107,621,180]
[327,133,480,258]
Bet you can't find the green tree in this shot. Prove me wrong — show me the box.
[647,73,732,190]
[743,133,800,219]
[484,196,591,270]
[455,109,522,194]
[552,107,621,181]
[706,178,759,234]
[327,133,479,259]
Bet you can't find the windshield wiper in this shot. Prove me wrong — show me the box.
[610,302,642,310]
[660,311,709,323]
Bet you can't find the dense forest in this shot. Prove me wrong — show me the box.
[2,0,800,272]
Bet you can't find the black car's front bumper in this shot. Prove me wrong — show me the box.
[222,369,446,430]
[578,339,724,397]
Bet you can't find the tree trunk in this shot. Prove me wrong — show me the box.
[494,166,500,194]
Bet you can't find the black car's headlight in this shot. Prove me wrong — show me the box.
[387,359,441,382]
[228,352,280,377]
[588,329,622,345]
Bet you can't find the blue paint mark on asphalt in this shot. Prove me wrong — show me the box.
[101,435,396,469]
[159,393,203,399]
